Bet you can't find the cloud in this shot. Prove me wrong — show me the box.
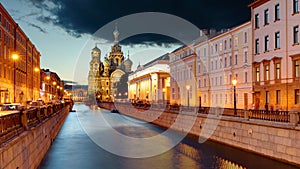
[22,0,252,46]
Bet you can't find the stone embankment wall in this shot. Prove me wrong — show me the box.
[0,105,70,169]
[101,103,300,167]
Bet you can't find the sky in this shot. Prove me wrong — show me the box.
[0,0,251,85]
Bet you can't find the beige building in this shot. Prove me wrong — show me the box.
[169,45,197,107]
[128,54,170,104]
[195,22,253,109]
[250,0,300,111]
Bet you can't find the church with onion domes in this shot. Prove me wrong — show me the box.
[88,27,133,102]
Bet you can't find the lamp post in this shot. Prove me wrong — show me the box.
[232,79,237,116]
[186,85,190,108]
[33,67,39,100]
[12,53,19,103]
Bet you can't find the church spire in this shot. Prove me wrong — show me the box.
[113,24,119,45]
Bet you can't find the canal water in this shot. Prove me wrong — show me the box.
[38,104,299,169]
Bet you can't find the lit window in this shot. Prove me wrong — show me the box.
[256,67,260,82]
[276,62,281,80]
[265,64,270,81]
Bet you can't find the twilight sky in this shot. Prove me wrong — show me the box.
[0,0,251,84]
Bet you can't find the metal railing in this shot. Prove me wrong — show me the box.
[248,110,290,123]
[0,101,73,145]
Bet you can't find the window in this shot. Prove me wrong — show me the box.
[244,32,248,43]
[198,80,201,88]
[266,91,270,104]
[275,32,280,49]
[276,90,281,104]
[224,40,227,50]
[294,26,299,44]
[264,9,269,25]
[276,62,281,80]
[295,59,300,78]
[229,38,232,48]
[255,39,259,54]
[295,89,300,104]
[220,59,222,68]
[171,88,175,99]
[265,35,269,52]
[245,72,248,83]
[224,57,227,67]
[294,0,299,14]
[275,4,280,20]
[256,67,260,82]
[229,55,232,66]
[265,64,270,81]
[220,76,222,85]
[215,60,218,70]
[244,51,248,63]
[198,64,201,74]
[235,54,238,65]
[255,14,259,28]
[204,79,207,87]
[215,44,218,53]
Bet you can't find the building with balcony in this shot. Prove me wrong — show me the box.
[195,22,253,109]
[249,0,300,111]
[128,54,170,104]
[0,3,41,104]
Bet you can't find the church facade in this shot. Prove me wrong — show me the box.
[88,27,132,102]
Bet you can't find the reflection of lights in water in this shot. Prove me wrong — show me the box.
[176,143,201,161]
[213,156,246,169]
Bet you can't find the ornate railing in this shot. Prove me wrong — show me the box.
[0,101,73,145]
[111,102,300,124]
[248,110,290,123]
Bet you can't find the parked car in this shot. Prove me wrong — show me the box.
[28,100,45,109]
[0,103,24,111]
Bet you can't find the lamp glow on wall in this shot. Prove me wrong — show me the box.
[33,67,40,100]
[232,78,237,116]
[186,85,190,107]
[12,53,19,103]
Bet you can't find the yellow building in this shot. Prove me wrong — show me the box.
[0,3,41,104]
[128,54,170,104]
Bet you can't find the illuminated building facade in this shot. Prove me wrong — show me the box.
[128,54,170,103]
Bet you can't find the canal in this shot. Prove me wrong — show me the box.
[38,104,299,169]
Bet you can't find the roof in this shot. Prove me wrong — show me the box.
[143,53,169,68]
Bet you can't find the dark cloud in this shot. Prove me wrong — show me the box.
[24,0,252,46]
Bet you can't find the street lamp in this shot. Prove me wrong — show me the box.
[232,79,237,116]
[33,67,40,100]
[12,53,19,103]
[186,85,190,107]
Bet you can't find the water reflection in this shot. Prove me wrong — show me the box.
[39,104,299,169]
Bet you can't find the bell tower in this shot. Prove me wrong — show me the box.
[88,45,102,101]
